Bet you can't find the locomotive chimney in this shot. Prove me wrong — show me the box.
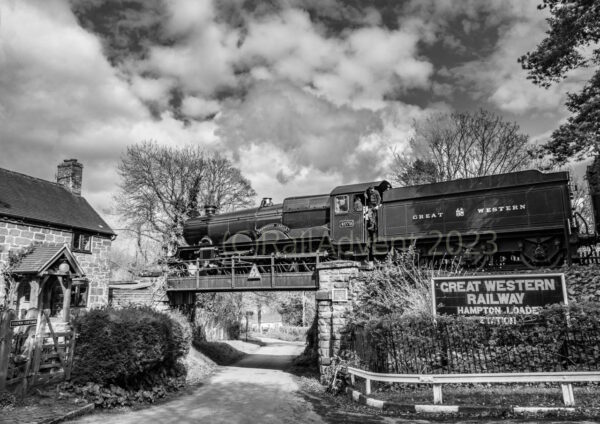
[56,159,83,196]
[204,205,217,217]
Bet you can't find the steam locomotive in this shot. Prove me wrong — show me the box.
[176,167,600,271]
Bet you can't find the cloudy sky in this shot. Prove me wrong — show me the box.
[0,0,589,227]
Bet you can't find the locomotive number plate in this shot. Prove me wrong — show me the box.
[339,220,354,228]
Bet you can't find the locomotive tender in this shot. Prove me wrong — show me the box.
[177,169,598,270]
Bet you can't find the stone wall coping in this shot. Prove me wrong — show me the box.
[316,260,361,270]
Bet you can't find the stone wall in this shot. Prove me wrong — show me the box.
[0,219,111,308]
[73,236,112,308]
[315,261,360,380]
[109,277,169,311]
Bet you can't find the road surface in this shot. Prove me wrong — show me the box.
[68,339,594,424]
[69,339,331,424]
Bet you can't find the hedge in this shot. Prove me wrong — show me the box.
[72,306,191,388]
[346,302,600,374]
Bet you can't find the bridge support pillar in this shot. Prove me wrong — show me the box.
[315,260,360,382]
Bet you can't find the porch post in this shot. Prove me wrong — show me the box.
[29,279,40,309]
[58,276,72,322]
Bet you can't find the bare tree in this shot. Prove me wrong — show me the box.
[391,110,533,185]
[202,153,258,213]
[570,172,594,234]
[116,141,256,255]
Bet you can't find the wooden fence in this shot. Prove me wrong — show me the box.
[0,310,76,393]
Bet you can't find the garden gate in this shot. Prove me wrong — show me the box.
[0,310,76,393]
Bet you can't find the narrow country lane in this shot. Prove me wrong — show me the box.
[66,339,595,424]
[67,339,333,424]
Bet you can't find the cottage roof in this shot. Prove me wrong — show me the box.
[0,167,114,236]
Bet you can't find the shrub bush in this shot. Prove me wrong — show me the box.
[346,302,600,374]
[352,252,463,321]
[72,306,191,389]
[293,316,319,368]
[0,391,16,409]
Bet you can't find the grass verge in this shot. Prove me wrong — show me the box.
[365,382,600,407]
[192,341,247,366]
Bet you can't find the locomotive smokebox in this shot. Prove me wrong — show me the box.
[204,205,217,217]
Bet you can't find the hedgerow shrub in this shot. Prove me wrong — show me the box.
[293,315,319,369]
[72,306,191,388]
[347,302,600,374]
[352,252,463,321]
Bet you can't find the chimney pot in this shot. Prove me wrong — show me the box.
[57,159,83,196]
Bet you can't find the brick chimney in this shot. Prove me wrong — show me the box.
[56,159,83,196]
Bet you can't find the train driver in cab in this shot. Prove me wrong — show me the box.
[365,186,382,231]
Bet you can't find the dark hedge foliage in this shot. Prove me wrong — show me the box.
[346,302,600,374]
[293,315,319,368]
[72,306,191,388]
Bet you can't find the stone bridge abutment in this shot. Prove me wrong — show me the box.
[315,261,362,379]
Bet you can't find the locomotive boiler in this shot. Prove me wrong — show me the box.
[176,168,599,271]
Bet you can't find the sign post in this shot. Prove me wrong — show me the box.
[432,273,567,323]
[244,310,254,342]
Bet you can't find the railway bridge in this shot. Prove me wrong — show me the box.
[166,258,362,378]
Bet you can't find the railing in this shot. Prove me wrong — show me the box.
[577,244,600,264]
[166,251,326,294]
[348,321,600,375]
[346,367,600,406]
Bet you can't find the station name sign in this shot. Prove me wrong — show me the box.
[432,274,567,324]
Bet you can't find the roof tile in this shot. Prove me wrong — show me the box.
[12,245,63,273]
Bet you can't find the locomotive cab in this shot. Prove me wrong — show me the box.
[329,180,391,258]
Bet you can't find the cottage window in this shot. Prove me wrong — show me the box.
[72,232,91,253]
[71,280,88,308]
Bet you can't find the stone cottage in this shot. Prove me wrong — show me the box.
[0,159,115,318]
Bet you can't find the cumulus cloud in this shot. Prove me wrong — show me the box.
[215,80,431,200]
[216,81,384,180]
[236,9,434,109]
[435,0,589,120]
[0,0,217,215]
[0,0,588,233]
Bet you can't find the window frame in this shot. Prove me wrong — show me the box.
[353,194,364,212]
[334,195,349,215]
[72,232,92,253]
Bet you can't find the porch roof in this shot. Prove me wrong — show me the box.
[11,244,84,277]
